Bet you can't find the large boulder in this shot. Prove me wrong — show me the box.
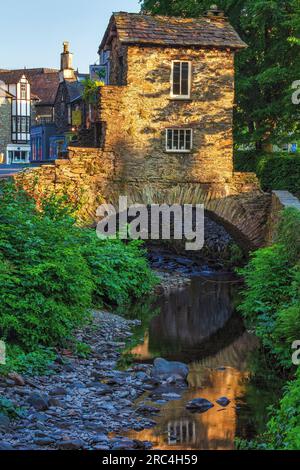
[186,398,214,413]
[151,358,189,383]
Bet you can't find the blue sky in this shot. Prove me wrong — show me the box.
[0,0,140,72]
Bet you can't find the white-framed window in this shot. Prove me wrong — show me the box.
[166,128,193,152]
[20,82,27,100]
[171,61,192,99]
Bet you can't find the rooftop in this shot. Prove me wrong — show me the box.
[99,12,247,51]
[0,68,60,105]
[65,80,84,103]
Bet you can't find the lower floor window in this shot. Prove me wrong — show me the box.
[8,150,30,163]
[166,128,193,152]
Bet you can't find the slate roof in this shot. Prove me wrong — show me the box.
[99,12,247,51]
[0,87,14,99]
[0,68,59,105]
[65,80,84,103]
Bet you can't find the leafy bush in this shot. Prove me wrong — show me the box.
[0,397,25,419]
[265,369,300,450]
[238,208,300,449]
[238,244,293,353]
[77,230,157,309]
[234,151,300,197]
[258,156,300,197]
[234,150,262,173]
[0,188,93,350]
[239,209,300,366]
[1,345,56,376]
[240,370,300,450]
[0,183,157,363]
[277,209,300,262]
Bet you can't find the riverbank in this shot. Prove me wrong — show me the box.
[0,310,158,450]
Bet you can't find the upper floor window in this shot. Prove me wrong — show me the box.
[20,83,27,100]
[171,61,192,99]
[166,128,193,152]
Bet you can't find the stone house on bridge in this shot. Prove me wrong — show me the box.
[96,8,247,186]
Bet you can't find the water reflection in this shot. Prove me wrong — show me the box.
[127,338,257,450]
[123,275,262,450]
[131,276,246,363]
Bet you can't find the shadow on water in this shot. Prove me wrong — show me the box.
[120,273,282,450]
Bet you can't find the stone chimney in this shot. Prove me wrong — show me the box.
[59,41,76,82]
[206,5,225,18]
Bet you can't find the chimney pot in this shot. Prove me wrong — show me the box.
[206,5,225,18]
[60,41,75,82]
[63,41,69,53]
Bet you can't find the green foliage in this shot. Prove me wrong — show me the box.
[0,185,93,351]
[238,208,300,449]
[82,78,104,104]
[234,151,300,198]
[74,341,92,358]
[0,183,157,372]
[225,243,246,268]
[234,150,262,173]
[238,245,292,335]
[277,209,300,261]
[265,369,300,449]
[1,345,56,376]
[140,0,300,148]
[239,209,300,366]
[0,397,25,419]
[258,156,300,197]
[78,231,158,310]
[239,369,300,450]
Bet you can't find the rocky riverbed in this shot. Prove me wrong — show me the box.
[0,295,192,451]
[0,311,158,450]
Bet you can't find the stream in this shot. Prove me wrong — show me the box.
[119,261,282,450]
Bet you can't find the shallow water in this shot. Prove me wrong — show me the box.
[121,274,279,450]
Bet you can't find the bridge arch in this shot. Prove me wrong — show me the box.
[101,182,272,251]
[15,148,271,251]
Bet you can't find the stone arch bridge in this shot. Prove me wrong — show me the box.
[14,146,286,251]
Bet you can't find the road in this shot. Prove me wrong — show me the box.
[0,164,37,179]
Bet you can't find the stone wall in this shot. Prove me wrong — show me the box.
[15,147,115,223]
[15,146,270,248]
[108,37,128,86]
[98,45,235,185]
[0,97,12,163]
[266,190,300,245]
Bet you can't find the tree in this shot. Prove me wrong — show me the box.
[140,0,300,150]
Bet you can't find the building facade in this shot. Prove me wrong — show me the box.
[0,68,59,164]
[31,43,89,162]
[0,87,13,163]
[0,73,33,163]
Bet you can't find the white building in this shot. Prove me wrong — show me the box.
[0,71,35,163]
